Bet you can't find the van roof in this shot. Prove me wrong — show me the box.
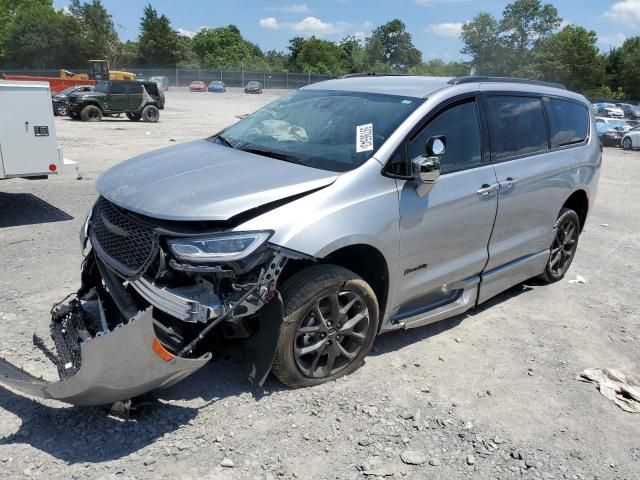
[305,75,572,99]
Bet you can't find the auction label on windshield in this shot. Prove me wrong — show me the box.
[356,123,374,153]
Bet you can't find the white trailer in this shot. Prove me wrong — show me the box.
[0,80,72,180]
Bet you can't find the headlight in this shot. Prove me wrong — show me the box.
[167,231,272,263]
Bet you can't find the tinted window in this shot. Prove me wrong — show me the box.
[408,101,482,174]
[126,83,142,94]
[486,96,548,160]
[110,83,126,94]
[545,98,589,147]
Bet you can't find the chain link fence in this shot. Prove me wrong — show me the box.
[0,66,337,89]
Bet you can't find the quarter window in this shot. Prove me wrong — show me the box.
[408,100,482,174]
[545,98,589,147]
[486,96,548,160]
[110,83,126,94]
[126,83,143,94]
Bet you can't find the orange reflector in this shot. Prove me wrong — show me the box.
[152,337,174,362]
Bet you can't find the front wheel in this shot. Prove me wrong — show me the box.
[56,104,67,116]
[272,265,379,388]
[622,137,633,150]
[80,105,102,122]
[537,208,580,283]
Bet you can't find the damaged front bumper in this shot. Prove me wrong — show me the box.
[0,307,210,406]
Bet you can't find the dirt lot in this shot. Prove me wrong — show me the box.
[0,88,639,480]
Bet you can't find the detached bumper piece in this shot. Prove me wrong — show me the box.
[0,303,210,406]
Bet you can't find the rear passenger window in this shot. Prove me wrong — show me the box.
[127,83,143,94]
[486,96,548,160]
[110,83,126,94]
[545,98,589,147]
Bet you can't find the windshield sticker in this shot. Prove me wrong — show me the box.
[401,99,413,104]
[356,123,374,153]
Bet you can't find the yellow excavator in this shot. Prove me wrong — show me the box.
[60,60,136,81]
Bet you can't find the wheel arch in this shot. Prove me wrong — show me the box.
[562,189,589,232]
[277,243,390,328]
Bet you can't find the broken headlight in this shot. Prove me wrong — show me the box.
[167,231,272,263]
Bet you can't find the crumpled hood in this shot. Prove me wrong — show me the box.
[97,140,338,221]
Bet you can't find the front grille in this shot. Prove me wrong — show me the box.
[90,197,159,278]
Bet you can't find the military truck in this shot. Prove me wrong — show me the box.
[67,80,165,122]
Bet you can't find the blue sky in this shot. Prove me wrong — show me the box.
[54,0,640,60]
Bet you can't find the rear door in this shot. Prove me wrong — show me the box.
[482,94,588,279]
[126,82,143,110]
[107,82,128,111]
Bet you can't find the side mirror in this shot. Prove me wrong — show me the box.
[412,155,441,184]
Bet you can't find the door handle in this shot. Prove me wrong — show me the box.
[477,183,499,196]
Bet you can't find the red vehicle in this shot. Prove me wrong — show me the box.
[189,81,207,92]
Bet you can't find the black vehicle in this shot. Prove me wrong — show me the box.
[52,85,93,116]
[67,80,165,122]
[598,125,625,147]
[244,81,263,94]
[616,103,640,120]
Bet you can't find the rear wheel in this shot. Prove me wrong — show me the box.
[537,208,580,283]
[272,265,379,388]
[622,137,633,150]
[142,105,159,122]
[126,112,142,121]
[80,105,102,122]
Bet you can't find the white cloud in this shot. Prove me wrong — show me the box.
[279,4,311,13]
[176,26,208,38]
[425,22,465,37]
[354,31,366,41]
[604,0,640,28]
[598,32,627,48]
[259,17,281,30]
[289,16,347,35]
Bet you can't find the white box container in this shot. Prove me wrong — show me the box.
[0,80,63,179]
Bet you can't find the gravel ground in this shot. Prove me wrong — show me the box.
[0,88,639,479]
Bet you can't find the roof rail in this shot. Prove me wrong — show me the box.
[448,76,567,90]
[338,72,409,79]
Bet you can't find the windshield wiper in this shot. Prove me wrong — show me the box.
[215,133,236,149]
[239,147,303,165]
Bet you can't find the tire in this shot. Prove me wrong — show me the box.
[271,265,379,388]
[126,112,142,122]
[56,104,67,116]
[69,110,80,120]
[537,208,580,284]
[141,105,159,122]
[622,137,633,150]
[80,105,102,122]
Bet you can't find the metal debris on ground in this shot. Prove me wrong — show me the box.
[568,275,587,284]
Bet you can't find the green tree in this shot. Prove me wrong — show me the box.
[0,0,50,63]
[461,12,509,75]
[340,36,368,73]
[500,0,561,52]
[68,0,118,63]
[366,19,421,72]
[409,59,469,77]
[531,25,604,92]
[287,36,305,71]
[294,36,347,74]
[137,4,179,66]
[192,25,258,68]
[4,0,83,67]
[615,37,640,100]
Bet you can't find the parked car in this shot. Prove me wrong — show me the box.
[67,80,165,122]
[615,103,640,119]
[149,76,169,92]
[244,80,263,94]
[0,76,601,406]
[189,81,207,92]
[626,120,640,129]
[622,125,640,150]
[52,85,93,116]
[208,80,226,93]
[596,120,625,147]
[594,103,624,118]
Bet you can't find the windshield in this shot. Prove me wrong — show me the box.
[216,89,423,172]
[95,81,109,93]
[608,120,626,128]
[59,86,78,95]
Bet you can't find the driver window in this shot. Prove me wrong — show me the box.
[409,100,482,175]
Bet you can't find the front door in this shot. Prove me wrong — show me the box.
[395,98,499,318]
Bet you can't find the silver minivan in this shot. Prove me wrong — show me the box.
[0,76,601,406]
